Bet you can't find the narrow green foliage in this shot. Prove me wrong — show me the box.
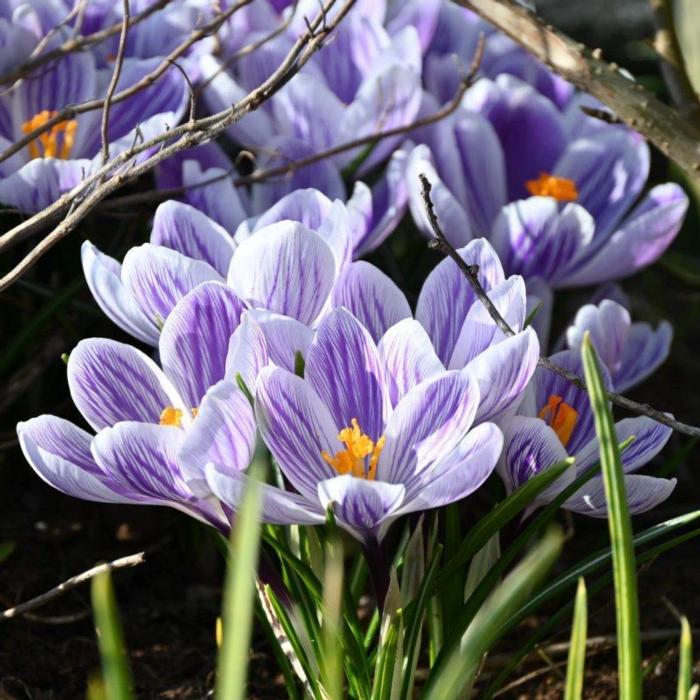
[564,578,588,700]
[677,616,693,700]
[90,570,134,700]
[581,333,642,700]
[424,526,564,700]
[320,525,344,700]
[0,541,15,564]
[294,350,305,378]
[235,372,254,406]
[215,468,264,700]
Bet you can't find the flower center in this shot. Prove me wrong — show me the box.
[159,406,198,427]
[21,110,78,160]
[525,172,578,201]
[538,395,578,447]
[321,418,385,480]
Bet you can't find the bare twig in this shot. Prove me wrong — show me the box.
[0,0,354,288]
[419,173,700,438]
[0,0,173,86]
[101,0,131,167]
[453,0,700,183]
[649,0,700,119]
[0,552,145,621]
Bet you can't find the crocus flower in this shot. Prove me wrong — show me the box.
[407,74,688,288]
[206,307,503,541]
[498,349,676,517]
[0,49,188,211]
[199,7,421,210]
[331,239,540,422]
[565,299,672,392]
[17,283,258,530]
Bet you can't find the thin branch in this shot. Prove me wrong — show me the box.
[453,0,700,184]
[419,174,700,438]
[0,0,173,86]
[101,0,130,167]
[649,0,700,119]
[0,0,354,289]
[0,552,145,621]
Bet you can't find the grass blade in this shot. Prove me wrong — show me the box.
[91,570,134,700]
[582,333,641,700]
[215,471,264,700]
[564,578,588,700]
[320,528,344,700]
[677,616,693,700]
[423,526,563,700]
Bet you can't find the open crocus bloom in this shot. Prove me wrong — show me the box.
[498,349,676,517]
[82,202,351,345]
[0,47,188,212]
[17,283,257,530]
[206,308,503,542]
[407,74,688,288]
[565,299,672,392]
[332,239,540,422]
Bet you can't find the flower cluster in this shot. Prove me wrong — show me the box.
[15,0,685,542]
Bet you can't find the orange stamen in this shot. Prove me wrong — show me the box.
[21,110,78,160]
[538,394,578,447]
[158,406,198,427]
[525,172,578,201]
[321,418,385,480]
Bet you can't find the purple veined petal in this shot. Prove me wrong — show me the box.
[155,142,232,191]
[385,0,441,52]
[331,261,411,343]
[346,180,373,250]
[447,276,528,370]
[199,54,274,147]
[406,143,472,246]
[563,474,676,518]
[14,51,97,133]
[398,422,503,514]
[249,135,346,214]
[562,183,689,288]
[150,200,236,277]
[159,282,246,407]
[615,320,672,392]
[416,238,505,366]
[0,157,91,212]
[463,75,566,201]
[272,73,346,153]
[434,110,508,236]
[529,349,613,455]
[67,337,185,432]
[317,475,406,539]
[553,131,649,240]
[181,161,250,235]
[464,327,540,422]
[121,243,222,327]
[573,416,673,476]
[316,199,354,272]
[224,312,270,391]
[228,220,336,326]
[81,241,160,346]
[379,371,479,484]
[340,61,422,173]
[565,300,631,378]
[489,198,595,285]
[497,415,572,503]
[255,366,339,501]
[252,188,333,232]
[206,465,325,526]
[525,276,554,351]
[249,309,314,373]
[17,416,127,503]
[179,380,256,496]
[353,145,410,256]
[305,308,391,442]
[378,318,445,406]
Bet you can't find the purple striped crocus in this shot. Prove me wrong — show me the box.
[206,307,503,541]
[17,283,259,529]
[498,349,675,517]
